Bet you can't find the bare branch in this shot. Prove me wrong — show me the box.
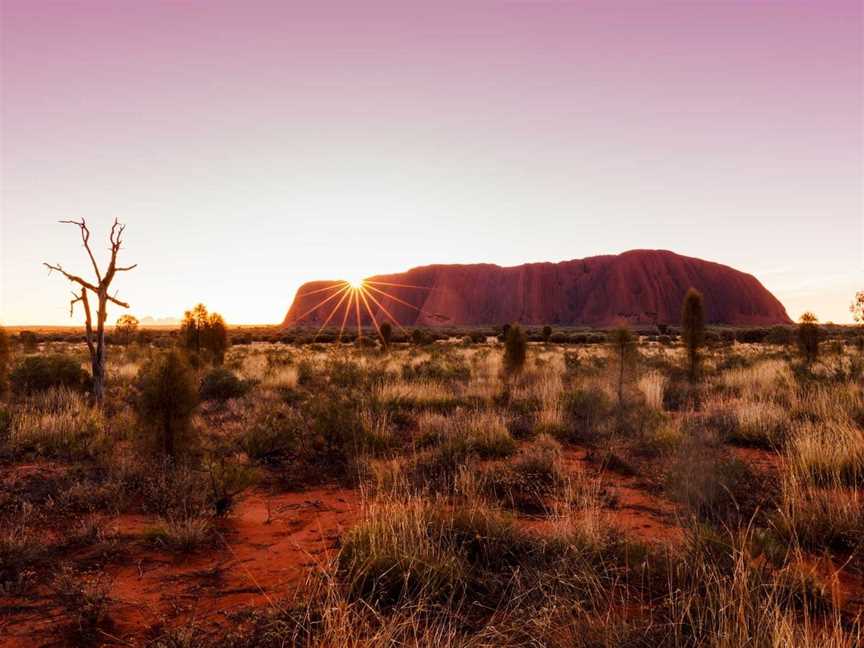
[107,295,130,309]
[114,264,138,272]
[69,290,84,317]
[59,219,102,283]
[43,262,99,292]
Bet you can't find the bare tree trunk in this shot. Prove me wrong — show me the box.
[44,219,136,404]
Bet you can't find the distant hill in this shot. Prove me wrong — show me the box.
[139,316,181,326]
[283,250,791,328]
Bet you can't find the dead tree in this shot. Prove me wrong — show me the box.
[44,219,136,402]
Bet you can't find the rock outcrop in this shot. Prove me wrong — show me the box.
[283,250,790,328]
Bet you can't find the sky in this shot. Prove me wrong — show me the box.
[1,0,862,326]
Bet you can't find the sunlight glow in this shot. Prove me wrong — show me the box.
[291,277,446,344]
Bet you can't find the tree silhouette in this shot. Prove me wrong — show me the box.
[797,311,820,367]
[681,288,706,382]
[43,219,136,402]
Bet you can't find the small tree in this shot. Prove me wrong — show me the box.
[850,291,864,323]
[0,327,9,397]
[136,350,198,458]
[180,304,229,364]
[609,324,637,410]
[411,328,427,346]
[380,321,393,350]
[681,288,706,382]
[43,219,136,402]
[114,314,139,345]
[542,325,553,344]
[503,323,527,378]
[797,311,820,367]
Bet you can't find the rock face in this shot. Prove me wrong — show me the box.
[283,250,791,328]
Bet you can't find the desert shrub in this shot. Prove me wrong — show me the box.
[199,367,249,402]
[136,350,198,458]
[401,359,470,384]
[476,435,565,512]
[147,514,214,552]
[608,325,637,408]
[766,325,792,346]
[0,512,44,595]
[411,329,430,345]
[379,321,392,349]
[681,288,705,381]
[797,312,820,366]
[560,387,612,441]
[114,314,139,345]
[736,328,769,343]
[240,401,302,465]
[503,324,527,378]
[52,566,112,643]
[0,327,9,396]
[541,325,553,343]
[10,354,90,396]
[180,303,230,364]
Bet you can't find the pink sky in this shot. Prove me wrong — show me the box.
[1,1,862,325]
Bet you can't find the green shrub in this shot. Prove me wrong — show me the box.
[199,368,249,402]
[136,350,198,458]
[503,324,527,378]
[10,355,90,396]
[241,402,302,465]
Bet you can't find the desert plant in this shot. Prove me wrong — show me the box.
[542,325,553,344]
[609,324,636,409]
[52,566,112,642]
[199,367,248,402]
[850,290,864,323]
[136,350,198,458]
[379,321,393,350]
[0,326,9,396]
[681,287,705,381]
[180,304,230,364]
[503,323,527,378]
[10,354,90,395]
[114,313,139,345]
[43,218,136,402]
[797,311,820,366]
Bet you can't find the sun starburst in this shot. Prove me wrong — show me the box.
[290,275,448,344]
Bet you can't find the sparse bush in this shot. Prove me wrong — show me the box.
[681,288,705,381]
[114,314,139,345]
[609,325,637,408]
[180,303,230,364]
[0,327,9,396]
[379,321,392,349]
[541,325,552,343]
[503,323,527,378]
[797,312,820,366]
[52,566,112,642]
[10,354,90,396]
[136,350,198,458]
[561,387,613,441]
[199,367,249,402]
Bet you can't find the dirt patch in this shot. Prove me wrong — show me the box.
[0,486,359,646]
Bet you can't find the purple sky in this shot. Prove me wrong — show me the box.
[2,1,862,325]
